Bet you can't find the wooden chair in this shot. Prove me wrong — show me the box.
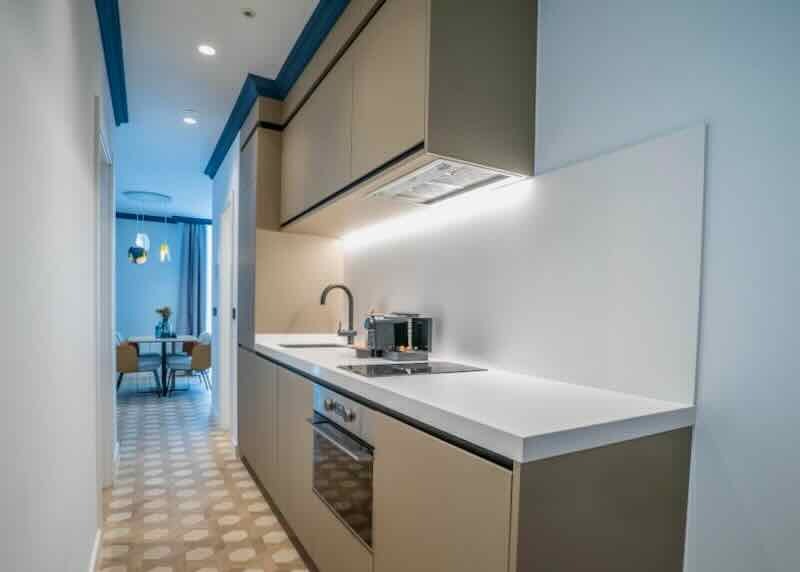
[166,338,211,394]
[116,341,161,393]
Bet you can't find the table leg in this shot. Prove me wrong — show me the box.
[161,342,168,397]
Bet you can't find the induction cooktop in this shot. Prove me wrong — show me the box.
[338,361,486,378]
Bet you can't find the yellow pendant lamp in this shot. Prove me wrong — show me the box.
[159,214,171,262]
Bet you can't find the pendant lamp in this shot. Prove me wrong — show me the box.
[128,215,150,264]
[159,215,171,262]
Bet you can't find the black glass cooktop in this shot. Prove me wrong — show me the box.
[338,361,486,378]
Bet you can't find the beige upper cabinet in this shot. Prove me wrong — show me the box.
[350,0,427,180]
[279,0,537,237]
[281,51,354,224]
[373,412,513,572]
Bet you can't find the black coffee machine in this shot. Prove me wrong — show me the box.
[357,312,432,361]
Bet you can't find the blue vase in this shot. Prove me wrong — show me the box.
[155,319,171,338]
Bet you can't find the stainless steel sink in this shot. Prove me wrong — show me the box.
[279,343,348,349]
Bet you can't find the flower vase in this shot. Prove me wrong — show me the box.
[156,318,171,338]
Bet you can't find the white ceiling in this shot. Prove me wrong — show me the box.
[115,0,318,219]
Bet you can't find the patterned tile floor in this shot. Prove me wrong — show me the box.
[98,380,310,572]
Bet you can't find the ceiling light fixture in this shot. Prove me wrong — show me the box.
[122,190,172,204]
[197,44,216,56]
[182,110,198,125]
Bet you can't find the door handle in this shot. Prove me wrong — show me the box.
[307,418,373,462]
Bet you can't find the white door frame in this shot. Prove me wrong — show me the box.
[94,97,117,492]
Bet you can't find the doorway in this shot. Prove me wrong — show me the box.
[94,97,116,496]
[216,193,237,435]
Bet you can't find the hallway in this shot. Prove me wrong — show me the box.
[99,383,310,572]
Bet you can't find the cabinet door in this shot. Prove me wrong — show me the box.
[251,356,277,493]
[373,413,512,572]
[309,493,373,572]
[237,140,257,347]
[236,348,254,462]
[281,51,353,224]
[351,0,427,180]
[275,367,316,553]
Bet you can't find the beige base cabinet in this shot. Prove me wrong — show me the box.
[236,349,277,493]
[241,356,691,572]
[236,348,254,463]
[275,368,317,555]
[372,412,513,572]
[308,492,373,572]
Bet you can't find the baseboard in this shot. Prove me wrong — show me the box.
[88,528,102,572]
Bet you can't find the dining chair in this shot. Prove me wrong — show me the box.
[116,338,162,393]
[166,334,212,394]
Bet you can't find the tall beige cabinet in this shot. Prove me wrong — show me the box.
[236,98,344,349]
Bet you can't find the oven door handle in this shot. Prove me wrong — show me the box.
[307,418,374,463]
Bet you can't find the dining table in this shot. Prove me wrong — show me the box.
[128,335,199,396]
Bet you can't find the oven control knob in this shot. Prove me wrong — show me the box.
[324,399,335,411]
[343,408,356,422]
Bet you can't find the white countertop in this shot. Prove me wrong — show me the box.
[253,334,695,463]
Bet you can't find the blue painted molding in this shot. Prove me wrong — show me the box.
[203,74,282,177]
[116,212,212,226]
[95,0,129,125]
[275,0,350,95]
[204,0,350,179]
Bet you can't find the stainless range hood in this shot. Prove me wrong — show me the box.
[367,158,523,206]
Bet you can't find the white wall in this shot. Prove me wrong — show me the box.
[535,2,799,570]
[115,219,184,338]
[344,127,705,404]
[0,0,113,569]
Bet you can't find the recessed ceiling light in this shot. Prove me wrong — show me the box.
[183,116,198,125]
[197,44,216,56]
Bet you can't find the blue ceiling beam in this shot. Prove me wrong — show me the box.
[203,74,282,178]
[95,0,129,125]
[116,212,212,226]
[275,0,350,95]
[204,0,350,179]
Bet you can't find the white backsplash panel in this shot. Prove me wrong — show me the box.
[344,126,706,404]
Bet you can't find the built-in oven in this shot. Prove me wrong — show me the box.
[309,385,374,548]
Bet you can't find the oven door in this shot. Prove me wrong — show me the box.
[309,413,374,548]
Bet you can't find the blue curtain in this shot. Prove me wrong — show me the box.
[176,223,207,335]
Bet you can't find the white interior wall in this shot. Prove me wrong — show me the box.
[0,1,114,569]
[344,127,705,404]
[534,2,799,570]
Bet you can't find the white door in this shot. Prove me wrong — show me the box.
[217,197,236,431]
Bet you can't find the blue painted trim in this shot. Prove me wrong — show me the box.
[203,74,281,177]
[275,0,350,95]
[95,0,129,125]
[204,0,350,179]
[116,212,212,226]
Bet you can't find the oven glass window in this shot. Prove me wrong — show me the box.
[312,419,373,547]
